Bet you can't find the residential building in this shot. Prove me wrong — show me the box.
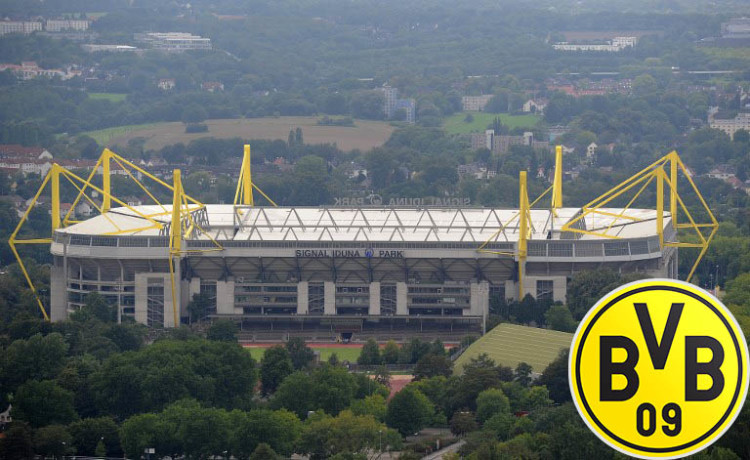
[721,18,750,39]
[158,78,176,91]
[0,21,42,35]
[394,98,416,123]
[586,142,598,161]
[82,44,138,53]
[553,37,637,52]
[380,84,399,118]
[457,162,497,180]
[0,61,81,80]
[45,19,91,32]
[201,81,224,92]
[462,95,494,111]
[710,113,750,139]
[706,164,736,181]
[522,98,547,114]
[135,32,212,52]
[379,84,415,123]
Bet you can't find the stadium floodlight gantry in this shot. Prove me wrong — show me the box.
[11,146,717,334]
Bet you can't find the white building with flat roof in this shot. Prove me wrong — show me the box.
[135,32,212,52]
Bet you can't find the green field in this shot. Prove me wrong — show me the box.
[454,323,572,374]
[88,92,127,103]
[81,117,394,152]
[443,112,540,135]
[83,123,159,145]
[247,346,361,362]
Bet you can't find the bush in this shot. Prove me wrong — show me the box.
[185,123,209,133]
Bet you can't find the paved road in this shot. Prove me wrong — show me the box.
[421,440,465,460]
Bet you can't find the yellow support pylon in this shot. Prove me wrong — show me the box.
[234,144,277,207]
[560,150,717,282]
[518,170,530,299]
[552,145,563,211]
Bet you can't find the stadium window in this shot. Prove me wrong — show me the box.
[536,280,554,302]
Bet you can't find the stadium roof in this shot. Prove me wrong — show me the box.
[57,205,668,243]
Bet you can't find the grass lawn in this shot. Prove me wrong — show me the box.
[81,117,394,152]
[247,346,362,363]
[83,123,160,145]
[453,323,572,374]
[443,112,540,135]
[88,92,127,103]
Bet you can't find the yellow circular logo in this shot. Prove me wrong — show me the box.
[569,278,749,459]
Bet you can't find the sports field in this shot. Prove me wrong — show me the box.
[83,117,395,152]
[443,112,540,135]
[453,323,572,374]
[88,92,127,103]
[245,344,362,362]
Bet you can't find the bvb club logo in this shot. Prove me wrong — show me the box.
[569,279,749,459]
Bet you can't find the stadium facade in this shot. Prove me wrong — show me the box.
[11,147,714,336]
[49,205,676,332]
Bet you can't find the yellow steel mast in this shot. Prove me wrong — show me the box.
[551,145,563,211]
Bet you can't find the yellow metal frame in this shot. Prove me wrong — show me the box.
[476,170,537,299]
[560,151,717,281]
[234,144,277,207]
[10,147,223,322]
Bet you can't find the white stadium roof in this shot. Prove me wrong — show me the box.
[58,205,668,243]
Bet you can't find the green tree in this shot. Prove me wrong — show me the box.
[187,291,214,323]
[13,380,77,428]
[538,349,570,404]
[34,424,72,459]
[207,319,238,342]
[250,443,279,460]
[476,388,511,423]
[545,305,577,332]
[385,387,434,436]
[299,410,400,459]
[514,362,533,387]
[382,340,400,364]
[450,411,479,436]
[286,337,315,370]
[181,104,208,124]
[261,345,294,395]
[95,440,106,457]
[270,371,313,418]
[68,417,121,457]
[724,273,750,307]
[0,422,34,459]
[1,332,68,393]
[413,354,453,380]
[566,269,620,320]
[358,338,382,365]
[290,156,332,205]
[70,292,115,323]
[349,394,388,422]
[104,323,144,352]
[311,365,358,415]
[484,412,515,441]
[527,386,553,409]
[119,413,166,459]
[231,409,302,458]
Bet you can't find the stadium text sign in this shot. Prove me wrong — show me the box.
[333,195,471,206]
[569,279,749,459]
[295,249,404,258]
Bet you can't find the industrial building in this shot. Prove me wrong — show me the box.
[11,148,716,339]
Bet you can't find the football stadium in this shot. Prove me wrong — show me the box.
[11,147,716,341]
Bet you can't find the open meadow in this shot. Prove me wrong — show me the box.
[443,112,540,135]
[83,117,395,152]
